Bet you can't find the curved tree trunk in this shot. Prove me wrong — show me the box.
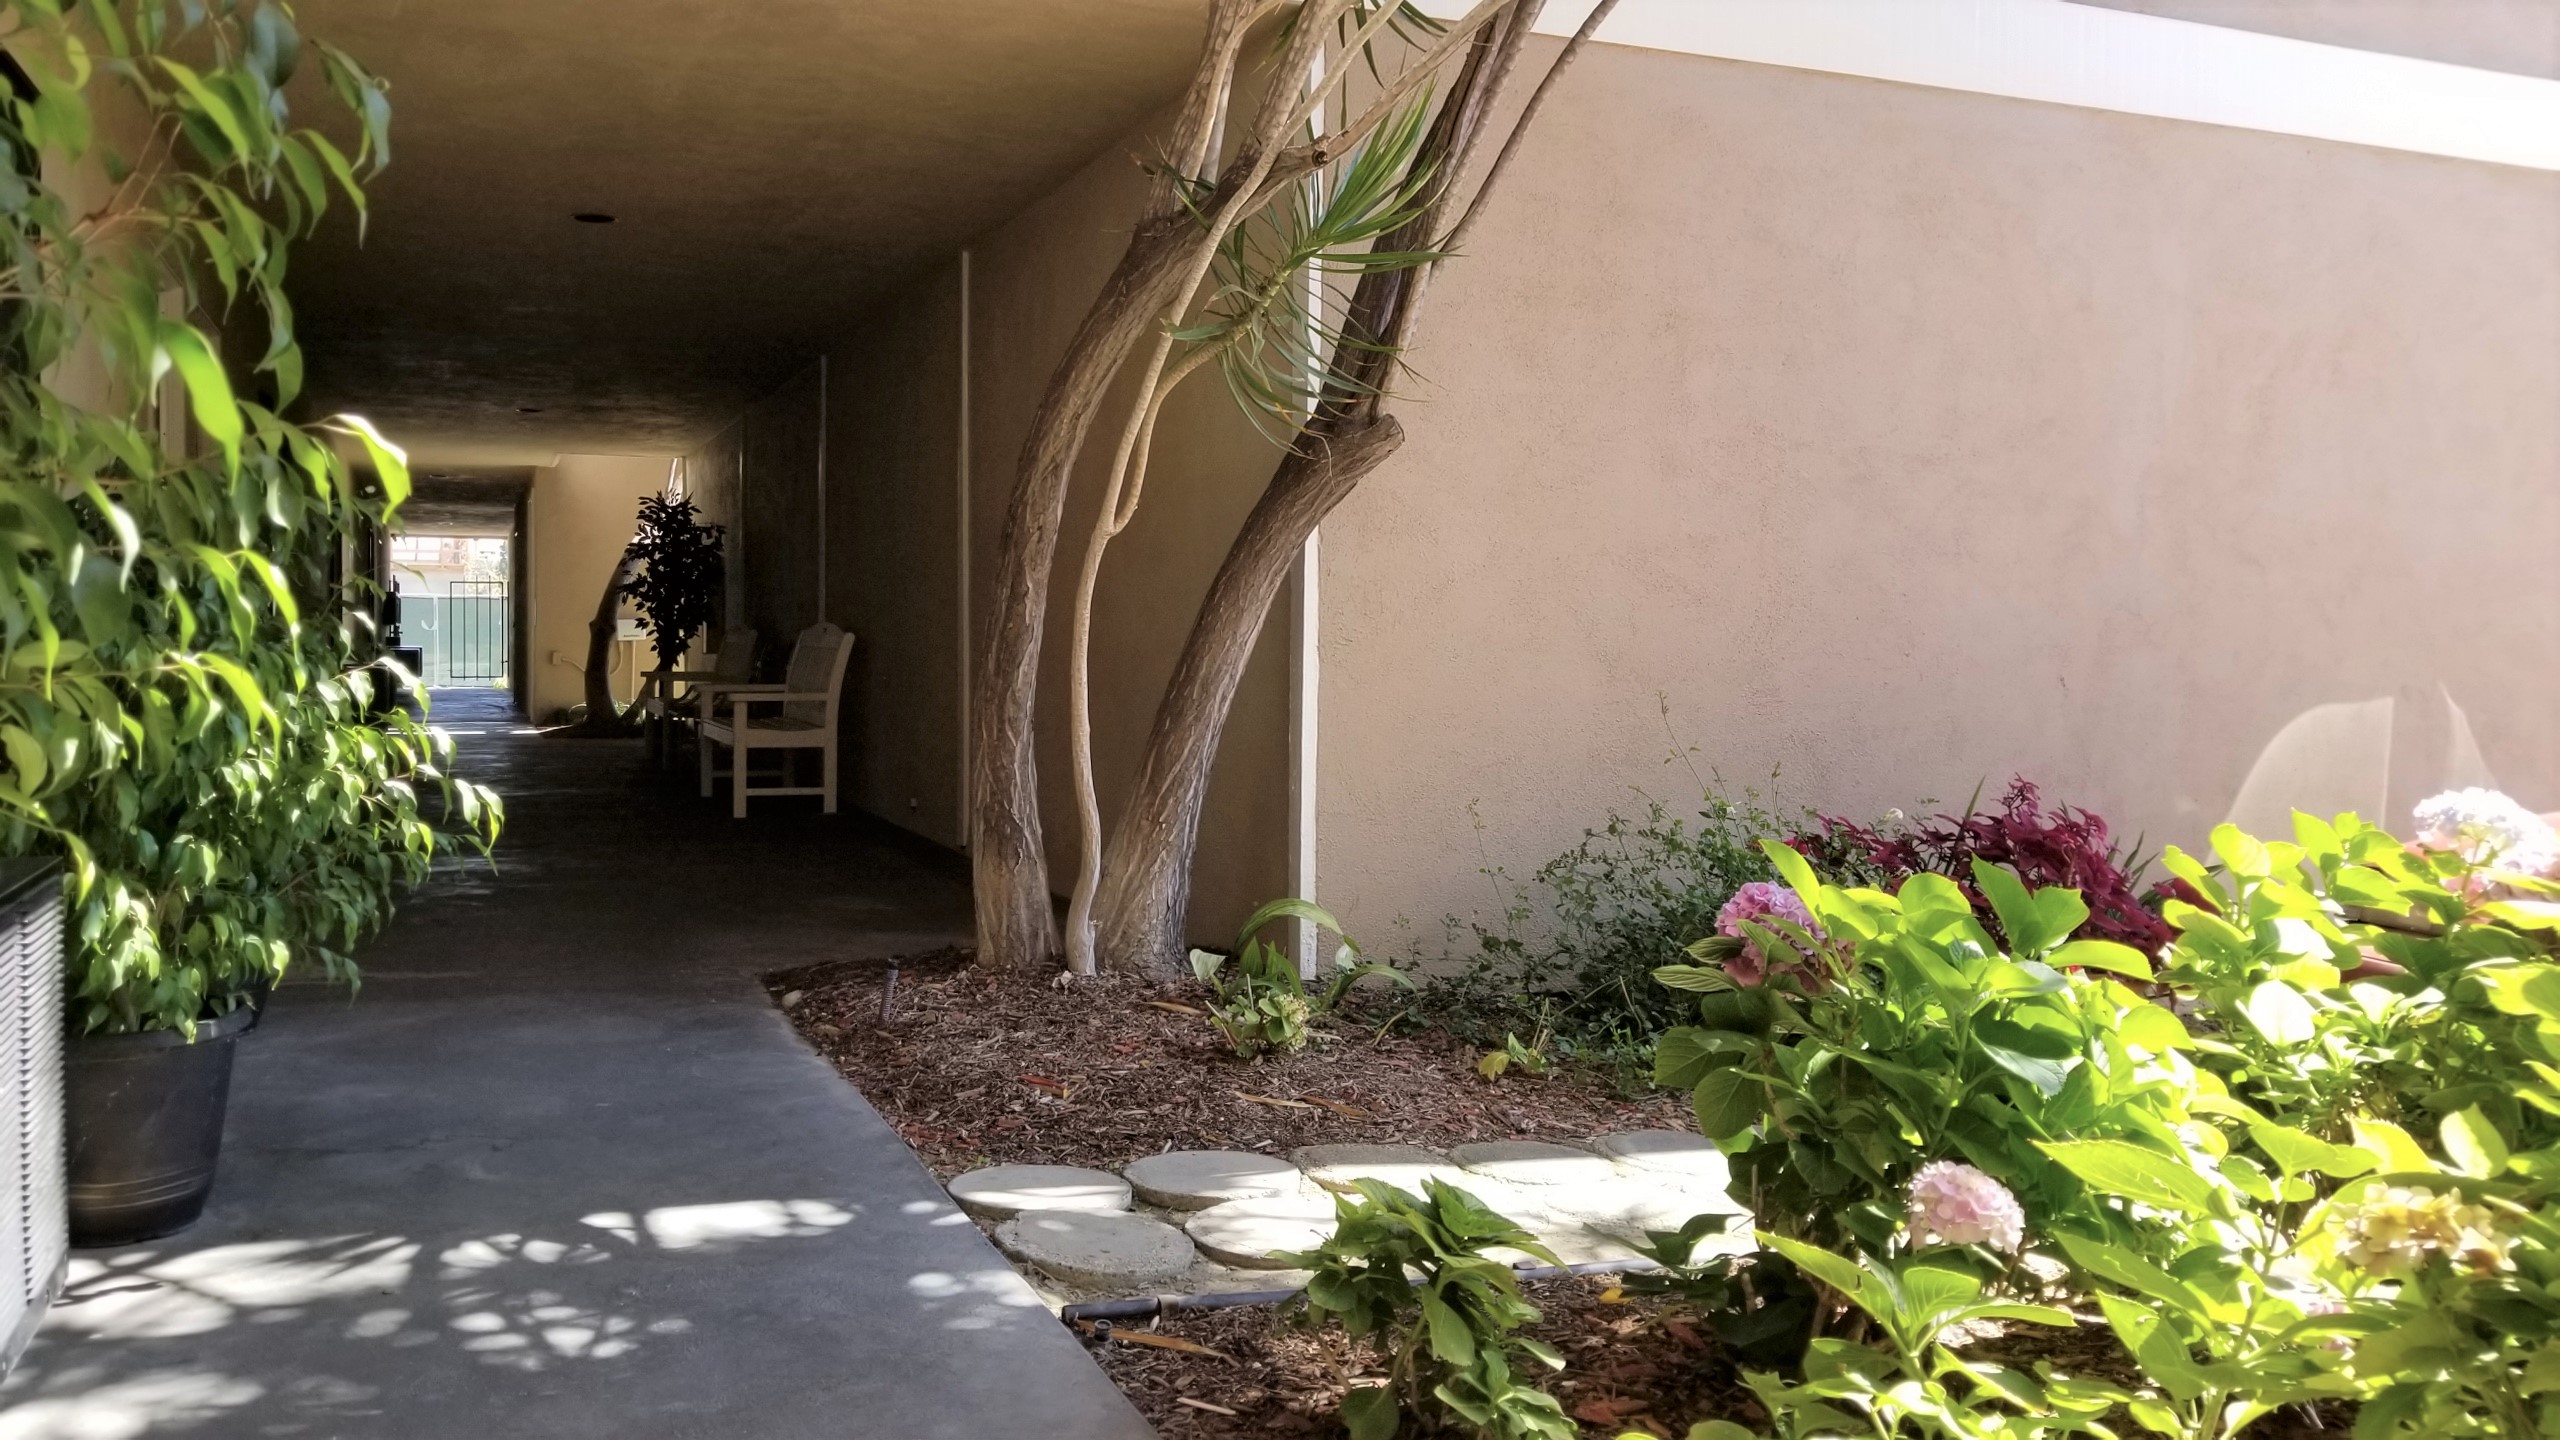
[569,552,644,736]
[1092,415,1404,978]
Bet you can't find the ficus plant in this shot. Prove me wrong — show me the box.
[1284,1176,1573,1440]
[622,488,724,670]
[1187,896,1408,1057]
[0,0,499,1034]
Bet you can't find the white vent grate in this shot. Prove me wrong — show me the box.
[0,865,64,1375]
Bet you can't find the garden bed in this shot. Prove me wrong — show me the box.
[767,949,1685,1181]
[1078,1276,2353,1440]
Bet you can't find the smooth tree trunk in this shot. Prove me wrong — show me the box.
[1092,415,1404,976]
[570,552,644,736]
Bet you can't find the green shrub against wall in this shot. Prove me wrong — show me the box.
[0,0,498,1034]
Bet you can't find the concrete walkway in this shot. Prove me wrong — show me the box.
[0,692,1153,1439]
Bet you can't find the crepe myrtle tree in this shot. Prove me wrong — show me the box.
[0,0,500,1033]
[968,0,1621,976]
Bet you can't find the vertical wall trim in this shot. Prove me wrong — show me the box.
[815,355,830,622]
[1289,50,1326,977]
[957,250,975,845]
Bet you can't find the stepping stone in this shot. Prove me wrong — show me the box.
[948,1164,1131,1221]
[1450,1140,1619,1187]
[1594,1131,1731,1184]
[1534,1177,1746,1243]
[1291,1143,1459,1195]
[995,1210,1196,1289]
[1185,1193,1342,1269]
[1124,1150,1305,1210]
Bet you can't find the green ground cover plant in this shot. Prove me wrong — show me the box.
[1,0,499,1033]
[1189,897,1408,1057]
[1286,1176,1574,1440]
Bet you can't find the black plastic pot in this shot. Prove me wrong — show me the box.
[65,1007,256,1247]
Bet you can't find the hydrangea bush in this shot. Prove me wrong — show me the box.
[1642,794,2560,1440]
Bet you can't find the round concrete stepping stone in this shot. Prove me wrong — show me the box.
[1450,1140,1619,1187]
[1290,1143,1458,1195]
[1595,1130,1732,1183]
[948,1164,1131,1221]
[1186,1194,1341,1268]
[995,1210,1196,1289]
[1124,1150,1305,1210]
[1534,1177,1746,1242]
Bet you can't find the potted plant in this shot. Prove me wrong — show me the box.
[625,489,727,672]
[1,2,499,1245]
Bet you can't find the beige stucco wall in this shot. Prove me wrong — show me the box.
[1314,40,2560,945]
[523,453,671,722]
[2072,0,2560,78]
[825,261,967,847]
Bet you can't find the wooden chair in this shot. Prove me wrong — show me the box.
[697,622,853,818]
[639,626,757,767]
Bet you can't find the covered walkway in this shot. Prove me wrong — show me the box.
[0,694,1151,1439]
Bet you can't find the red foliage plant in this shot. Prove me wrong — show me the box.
[1803,778,2172,954]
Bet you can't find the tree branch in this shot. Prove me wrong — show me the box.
[1440,0,1621,256]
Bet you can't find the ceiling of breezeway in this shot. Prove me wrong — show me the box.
[287,0,1212,467]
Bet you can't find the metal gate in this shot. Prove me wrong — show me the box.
[445,581,508,684]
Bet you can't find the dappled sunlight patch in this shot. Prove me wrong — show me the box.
[0,1366,264,1440]
[903,1267,1048,1331]
[627,1198,858,1252]
[437,1232,614,1276]
[900,1197,976,1227]
[44,1238,418,1341]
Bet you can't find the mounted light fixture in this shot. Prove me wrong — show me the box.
[515,406,544,415]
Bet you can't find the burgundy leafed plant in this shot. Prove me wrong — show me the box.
[1807,778,2171,953]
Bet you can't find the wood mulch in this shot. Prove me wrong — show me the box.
[767,948,1686,1179]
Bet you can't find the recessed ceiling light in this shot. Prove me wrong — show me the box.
[572,212,615,224]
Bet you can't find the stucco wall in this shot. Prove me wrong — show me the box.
[739,362,826,656]
[1314,40,2560,946]
[524,454,670,722]
[685,416,747,645]
[825,262,967,847]
[2071,0,2560,78]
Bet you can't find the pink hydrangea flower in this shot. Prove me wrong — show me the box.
[1715,882,1821,986]
[2412,788,2560,877]
[1904,1161,2026,1253]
